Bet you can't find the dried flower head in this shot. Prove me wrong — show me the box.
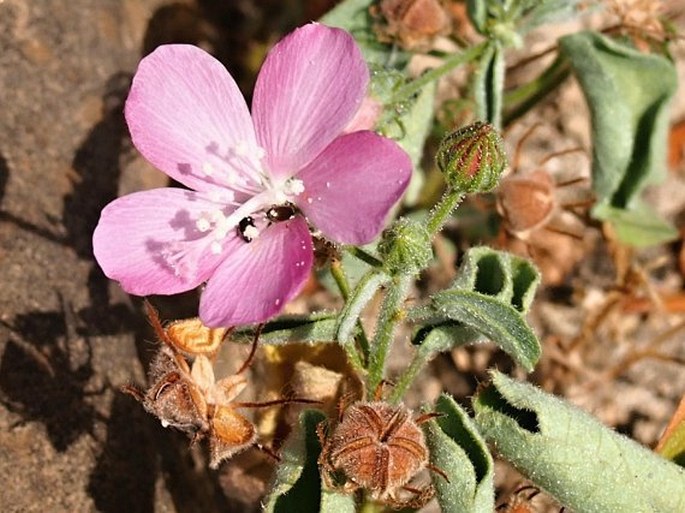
[93,24,411,327]
[372,0,451,50]
[496,124,593,242]
[318,400,438,509]
[123,304,314,467]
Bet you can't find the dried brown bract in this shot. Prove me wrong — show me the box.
[372,0,451,51]
[495,124,594,283]
[317,400,440,509]
[123,303,315,468]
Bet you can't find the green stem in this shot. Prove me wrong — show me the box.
[388,349,429,404]
[392,42,489,103]
[330,259,351,300]
[426,188,464,236]
[502,54,571,127]
[330,260,370,363]
[366,274,413,396]
[344,246,383,268]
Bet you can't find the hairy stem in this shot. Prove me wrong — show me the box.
[366,274,413,396]
[427,188,464,236]
[330,259,370,364]
[392,42,489,103]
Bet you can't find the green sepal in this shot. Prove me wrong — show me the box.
[559,31,678,246]
[423,394,494,513]
[474,371,685,513]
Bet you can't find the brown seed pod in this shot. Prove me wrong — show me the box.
[372,0,451,51]
[317,400,438,509]
[122,303,316,467]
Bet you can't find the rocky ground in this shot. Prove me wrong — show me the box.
[0,1,684,512]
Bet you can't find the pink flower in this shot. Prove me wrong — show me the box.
[93,24,411,327]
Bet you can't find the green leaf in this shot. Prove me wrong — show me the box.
[423,394,494,513]
[474,371,685,513]
[660,421,685,469]
[593,202,678,247]
[337,270,390,345]
[559,31,678,245]
[473,43,504,128]
[320,0,407,66]
[428,290,540,371]
[265,410,344,513]
[407,247,541,370]
[452,246,540,314]
[233,313,338,345]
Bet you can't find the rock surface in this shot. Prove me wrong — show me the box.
[0,1,240,511]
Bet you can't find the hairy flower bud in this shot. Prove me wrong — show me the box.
[378,218,432,275]
[436,122,506,193]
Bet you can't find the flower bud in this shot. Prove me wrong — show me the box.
[378,218,432,275]
[436,122,506,193]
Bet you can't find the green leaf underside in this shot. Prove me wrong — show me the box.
[233,313,338,344]
[430,290,540,371]
[474,371,685,513]
[593,202,678,247]
[423,394,494,513]
[320,0,404,66]
[559,31,677,245]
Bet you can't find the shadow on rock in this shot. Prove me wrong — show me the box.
[88,392,157,513]
[0,152,7,205]
[64,72,132,260]
[0,298,105,451]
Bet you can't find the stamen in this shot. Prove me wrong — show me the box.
[234,141,249,157]
[201,162,215,176]
[195,216,211,233]
[284,178,305,196]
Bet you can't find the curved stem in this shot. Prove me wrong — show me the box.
[330,259,371,363]
[503,54,571,127]
[426,188,464,236]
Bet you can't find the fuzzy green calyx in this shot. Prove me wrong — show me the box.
[436,122,506,194]
[378,218,432,275]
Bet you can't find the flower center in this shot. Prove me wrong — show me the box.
[192,177,305,254]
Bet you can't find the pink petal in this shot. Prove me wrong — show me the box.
[93,188,236,295]
[199,217,313,326]
[294,131,412,245]
[252,24,369,180]
[125,45,262,195]
[344,96,383,133]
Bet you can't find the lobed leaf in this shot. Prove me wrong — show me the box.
[408,247,541,370]
[474,371,685,512]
